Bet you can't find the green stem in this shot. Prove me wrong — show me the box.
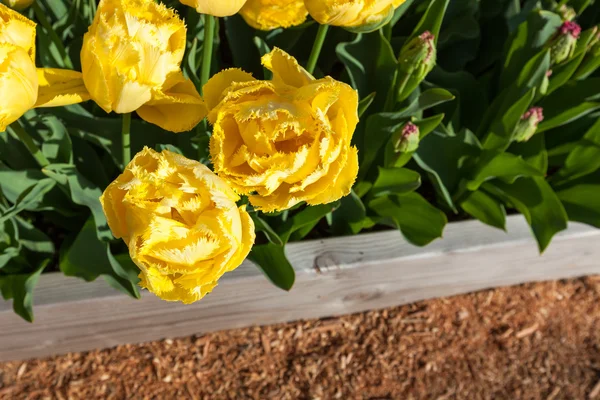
[32,2,74,69]
[122,113,131,167]
[9,121,49,168]
[200,15,215,92]
[306,24,329,75]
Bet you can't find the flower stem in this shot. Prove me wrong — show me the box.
[32,2,74,69]
[201,15,215,92]
[306,24,329,75]
[122,113,131,168]
[9,121,49,168]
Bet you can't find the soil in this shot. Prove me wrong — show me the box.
[1,277,600,400]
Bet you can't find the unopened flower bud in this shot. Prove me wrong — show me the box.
[393,122,420,153]
[550,21,581,65]
[514,107,544,142]
[398,31,436,76]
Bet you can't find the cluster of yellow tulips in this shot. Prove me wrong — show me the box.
[1,0,407,303]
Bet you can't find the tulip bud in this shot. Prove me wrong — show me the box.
[2,0,34,9]
[514,107,544,142]
[393,122,420,153]
[395,31,436,102]
[550,21,581,65]
[398,31,436,75]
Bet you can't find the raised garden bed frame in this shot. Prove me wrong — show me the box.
[1,215,599,362]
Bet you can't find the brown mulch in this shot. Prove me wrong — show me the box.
[2,277,600,399]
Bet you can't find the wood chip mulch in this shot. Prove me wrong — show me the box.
[2,277,600,399]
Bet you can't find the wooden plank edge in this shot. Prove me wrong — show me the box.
[0,216,598,361]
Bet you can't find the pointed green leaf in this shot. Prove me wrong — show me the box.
[249,243,295,291]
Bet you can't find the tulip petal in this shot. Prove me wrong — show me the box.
[136,74,207,133]
[0,3,36,60]
[180,0,248,17]
[34,68,90,108]
[262,47,314,88]
[203,68,255,113]
[240,0,308,31]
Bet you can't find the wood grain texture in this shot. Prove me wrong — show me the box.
[1,216,599,362]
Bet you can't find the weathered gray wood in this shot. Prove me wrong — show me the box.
[1,216,599,361]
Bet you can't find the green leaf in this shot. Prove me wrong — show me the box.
[361,89,455,177]
[279,202,340,244]
[484,177,568,252]
[501,10,562,89]
[15,217,54,257]
[60,218,139,298]
[372,167,421,197]
[554,118,600,182]
[369,192,447,246]
[538,78,600,133]
[336,30,397,112]
[466,152,544,191]
[249,243,295,291]
[0,217,19,270]
[0,263,45,322]
[332,190,367,235]
[556,173,600,228]
[414,128,481,210]
[0,178,56,223]
[37,115,73,164]
[358,92,376,119]
[224,15,263,77]
[508,133,548,174]
[407,0,450,45]
[461,190,506,231]
[251,214,283,246]
[43,164,111,241]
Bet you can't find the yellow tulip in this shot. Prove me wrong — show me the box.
[240,0,308,31]
[304,0,406,28]
[2,0,34,10]
[81,0,207,133]
[204,48,359,213]
[0,3,89,131]
[179,0,247,17]
[100,147,255,303]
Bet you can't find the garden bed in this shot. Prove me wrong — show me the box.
[1,215,599,362]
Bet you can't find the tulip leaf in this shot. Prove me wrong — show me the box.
[556,173,600,228]
[60,218,140,299]
[37,115,73,165]
[554,118,600,182]
[0,178,56,223]
[483,177,568,252]
[336,30,397,112]
[508,133,548,174]
[358,92,377,119]
[251,214,283,246]
[279,202,340,244]
[460,190,507,231]
[43,164,112,241]
[407,0,450,45]
[466,152,544,191]
[372,167,422,197]
[0,262,46,323]
[249,243,295,291]
[369,192,447,246]
[332,190,367,235]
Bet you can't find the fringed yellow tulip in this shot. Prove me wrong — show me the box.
[0,3,89,131]
[304,0,406,29]
[81,0,206,132]
[205,48,359,213]
[2,0,34,9]
[100,147,255,303]
[179,0,247,17]
[240,0,308,31]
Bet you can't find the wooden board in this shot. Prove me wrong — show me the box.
[1,216,599,362]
